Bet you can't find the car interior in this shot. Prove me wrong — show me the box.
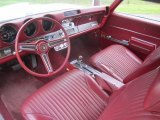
[0,0,160,120]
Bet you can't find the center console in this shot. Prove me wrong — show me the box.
[71,58,124,91]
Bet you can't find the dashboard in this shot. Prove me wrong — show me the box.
[0,7,106,64]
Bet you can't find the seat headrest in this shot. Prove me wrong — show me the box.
[144,68,160,113]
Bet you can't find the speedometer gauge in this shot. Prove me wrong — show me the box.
[42,20,53,31]
[24,22,37,37]
[0,25,17,43]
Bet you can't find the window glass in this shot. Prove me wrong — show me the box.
[0,0,94,22]
[101,0,115,6]
[116,0,160,21]
[0,0,92,7]
[0,0,116,8]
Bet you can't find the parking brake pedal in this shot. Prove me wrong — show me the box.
[12,64,21,71]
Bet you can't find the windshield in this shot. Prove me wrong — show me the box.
[0,1,89,22]
[0,0,115,6]
[0,0,114,22]
[0,0,93,7]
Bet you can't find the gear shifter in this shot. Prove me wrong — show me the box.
[77,55,83,68]
[78,55,83,63]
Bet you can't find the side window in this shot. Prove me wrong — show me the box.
[100,0,115,6]
[115,0,160,21]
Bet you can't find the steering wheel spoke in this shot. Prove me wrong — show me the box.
[40,53,53,73]
[48,37,67,48]
[18,42,37,52]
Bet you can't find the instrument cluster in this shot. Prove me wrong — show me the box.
[0,17,55,44]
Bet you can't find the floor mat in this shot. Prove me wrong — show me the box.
[0,69,44,120]
[0,98,12,120]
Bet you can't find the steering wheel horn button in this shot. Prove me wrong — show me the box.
[37,41,49,53]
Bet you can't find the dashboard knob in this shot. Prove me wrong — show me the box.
[2,33,9,40]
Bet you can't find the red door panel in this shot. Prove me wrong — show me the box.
[100,13,160,59]
[130,37,156,54]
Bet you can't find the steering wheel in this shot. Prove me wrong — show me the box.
[15,17,70,77]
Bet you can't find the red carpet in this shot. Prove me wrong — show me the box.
[0,69,44,120]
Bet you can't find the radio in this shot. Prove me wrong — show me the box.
[62,19,78,35]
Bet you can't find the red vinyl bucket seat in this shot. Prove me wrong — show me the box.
[90,44,160,83]
[21,68,160,120]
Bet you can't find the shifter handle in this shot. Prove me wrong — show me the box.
[78,55,83,62]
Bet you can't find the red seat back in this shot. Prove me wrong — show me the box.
[144,69,160,113]
[124,46,160,83]
[99,68,160,120]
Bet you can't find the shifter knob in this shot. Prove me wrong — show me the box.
[78,55,83,62]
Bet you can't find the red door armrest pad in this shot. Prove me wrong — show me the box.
[129,37,156,54]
